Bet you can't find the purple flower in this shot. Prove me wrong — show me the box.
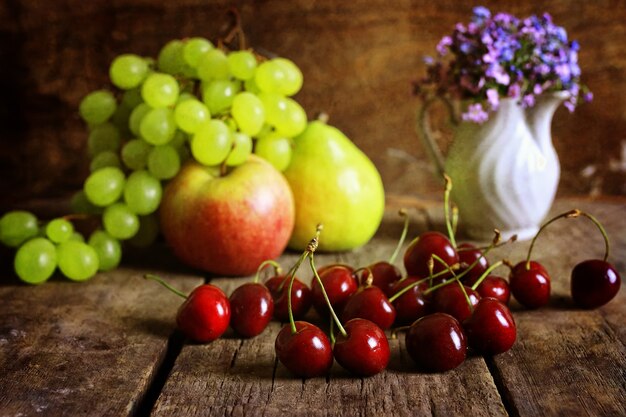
[583,91,593,102]
[437,36,453,55]
[508,83,521,98]
[522,94,535,108]
[486,88,499,110]
[486,64,511,85]
[462,103,489,123]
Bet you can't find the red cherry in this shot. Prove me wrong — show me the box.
[475,275,511,305]
[310,265,358,318]
[403,231,459,278]
[463,297,516,355]
[432,284,481,322]
[509,261,551,308]
[341,286,396,330]
[229,282,274,338]
[266,275,312,321]
[390,278,431,325]
[406,313,467,372]
[317,263,354,276]
[333,318,390,376]
[275,321,333,378]
[362,261,403,297]
[571,259,621,309]
[457,243,489,285]
[176,284,231,343]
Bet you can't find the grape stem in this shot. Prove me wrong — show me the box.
[144,274,188,299]
[388,209,409,264]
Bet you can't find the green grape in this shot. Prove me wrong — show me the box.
[244,77,260,94]
[88,230,121,271]
[147,145,181,180]
[254,133,293,171]
[45,218,74,243]
[231,92,265,136]
[259,93,307,137]
[84,167,126,207]
[70,191,102,215]
[183,37,214,68]
[79,90,117,125]
[123,170,162,215]
[201,79,240,115]
[227,50,258,80]
[158,40,189,75]
[223,117,238,132]
[174,99,210,134]
[128,214,160,248]
[255,60,286,94]
[273,58,303,96]
[121,88,144,109]
[103,203,139,240]
[69,232,85,243]
[191,120,233,166]
[197,49,230,81]
[226,132,252,166]
[90,151,121,172]
[170,130,188,148]
[121,139,153,170]
[176,92,196,104]
[109,54,149,89]
[0,210,39,248]
[14,237,57,284]
[88,123,121,156]
[141,73,179,108]
[129,103,151,136]
[57,241,99,281]
[139,107,176,145]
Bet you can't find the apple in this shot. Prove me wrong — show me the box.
[160,156,295,276]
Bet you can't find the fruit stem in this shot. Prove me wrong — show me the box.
[456,279,474,313]
[578,211,611,262]
[144,274,188,299]
[329,316,336,347]
[390,325,411,340]
[470,260,504,291]
[443,174,457,248]
[254,259,283,284]
[387,266,459,302]
[310,254,348,337]
[451,205,459,237]
[525,209,579,270]
[388,209,409,264]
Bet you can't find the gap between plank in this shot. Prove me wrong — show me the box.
[485,356,519,417]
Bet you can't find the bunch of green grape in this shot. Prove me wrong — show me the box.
[2,37,308,285]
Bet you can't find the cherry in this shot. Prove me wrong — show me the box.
[463,297,516,355]
[571,259,621,309]
[475,275,510,305]
[145,274,230,343]
[341,285,396,330]
[310,264,358,318]
[432,283,481,322]
[362,261,403,297]
[229,282,274,338]
[509,261,551,308]
[389,277,431,325]
[317,263,354,276]
[266,275,312,321]
[457,243,490,285]
[333,318,390,376]
[406,312,467,372]
[403,231,459,278]
[275,321,333,377]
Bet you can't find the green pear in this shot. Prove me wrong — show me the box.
[284,120,385,251]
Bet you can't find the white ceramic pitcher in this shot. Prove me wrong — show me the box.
[418,91,569,241]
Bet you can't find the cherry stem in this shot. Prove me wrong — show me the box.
[443,174,457,248]
[388,266,459,303]
[456,279,474,313]
[144,274,188,299]
[457,232,517,253]
[470,260,504,291]
[388,209,409,264]
[451,206,459,236]
[310,254,348,337]
[525,209,579,270]
[390,325,411,340]
[353,266,374,288]
[329,316,336,347]
[254,259,282,284]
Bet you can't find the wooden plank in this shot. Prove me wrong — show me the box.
[0,247,204,417]
[153,209,508,416]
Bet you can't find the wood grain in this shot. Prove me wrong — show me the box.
[0,252,204,417]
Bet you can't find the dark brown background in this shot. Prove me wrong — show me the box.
[1,0,625,210]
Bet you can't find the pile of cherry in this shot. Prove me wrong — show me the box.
[147,202,621,377]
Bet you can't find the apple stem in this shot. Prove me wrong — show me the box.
[310,254,348,337]
[388,209,410,264]
[254,259,283,284]
[470,260,505,291]
[387,266,459,303]
[443,174,457,248]
[144,274,188,299]
[317,112,329,123]
[525,209,580,270]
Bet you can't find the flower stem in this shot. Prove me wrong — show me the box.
[310,254,347,337]
[388,209,410,264]
[144,274,188,299]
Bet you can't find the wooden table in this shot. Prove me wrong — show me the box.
[1,197,624,417]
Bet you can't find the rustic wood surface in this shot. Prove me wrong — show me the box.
[0,197,625,416]
[1,1,626,205]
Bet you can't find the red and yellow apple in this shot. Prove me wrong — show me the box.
[160,156,295,276]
